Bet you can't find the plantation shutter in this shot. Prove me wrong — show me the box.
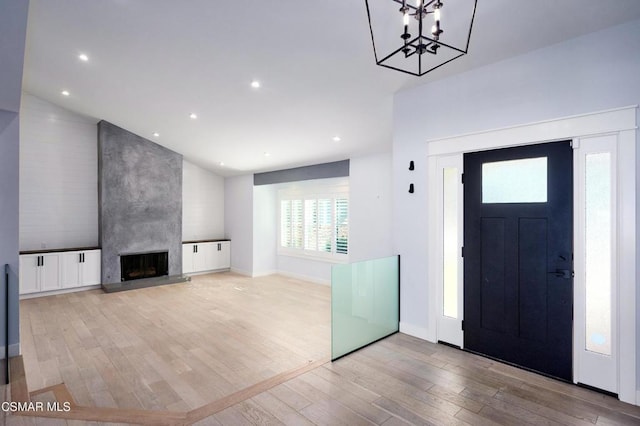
[291,199,303,249]
[335,198,349,254]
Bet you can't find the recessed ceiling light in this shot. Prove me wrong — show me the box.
[219,161,225,166]
[189,113,198,120]
[263,152,271,157]
[332,136,341,142]
[78,53,89,62]
[251,80,261,88]
[61,90,70,97]
[152,132,160,138]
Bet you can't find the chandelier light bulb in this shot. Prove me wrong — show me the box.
[434,8,441,21]
[432,25,437,35]
[403,12,409,26]
[416,0,421,7]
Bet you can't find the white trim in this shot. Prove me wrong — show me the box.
[616,129,636,403]
[426,106,637,404]
[184,268,231,277]
[277,252,349,265]
[427,105,637,156]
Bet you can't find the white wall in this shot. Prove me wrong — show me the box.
[253,184,277,276]
[182,160,225,241]
[231,153,394,283]
[349,153,394,263]
[1,113,21,357]
[19,93,98,250]
[224,174,254,275]
[392,19,640,343]
[1,0,29,358]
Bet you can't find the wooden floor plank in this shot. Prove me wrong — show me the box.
[15,272,640,425]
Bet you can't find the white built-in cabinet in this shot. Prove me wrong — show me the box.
[182,240,230,274]
[60,250,101,289]
[20,248,101,295]
[19,252,61,294]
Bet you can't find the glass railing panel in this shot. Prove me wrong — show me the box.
[331,255,399,360]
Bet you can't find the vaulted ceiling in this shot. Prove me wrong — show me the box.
[22,0,640,176]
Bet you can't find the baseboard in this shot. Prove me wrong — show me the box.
[187,268,231,277]
[399,322,435,343]
[276,270,330,286]
[230,267,253,277]
[251,270,278,278]
[636,390,640,406]
[0,343,21,359]
[19,285,102,299]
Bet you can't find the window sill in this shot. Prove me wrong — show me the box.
[277,250,349,264]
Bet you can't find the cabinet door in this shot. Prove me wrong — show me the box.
[182,244,194,274]
[81,250,101,286]
[193,243,214,272]
[19,255,40,294]
[201,243,217,271]
[61,251,82,288]
[213,241,231,270]
[40,253,61,292]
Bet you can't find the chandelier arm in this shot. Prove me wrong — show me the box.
[463,0,478,52]
[429,40,467,55]
[377,63,422,77]
[419,52,465,75]
[377,39,420,65]
[364,0,380,62]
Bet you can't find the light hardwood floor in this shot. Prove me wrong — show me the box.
[4,272,640,425]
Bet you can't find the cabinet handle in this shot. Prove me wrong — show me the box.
[218,243,221,251]
[79,253,82,263]
[37,256,40,267]
[41,256,44,267]
[83,253,85,263]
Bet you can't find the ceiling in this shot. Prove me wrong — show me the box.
[22,0,640,176]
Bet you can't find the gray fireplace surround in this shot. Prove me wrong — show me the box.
[98,121,183,287]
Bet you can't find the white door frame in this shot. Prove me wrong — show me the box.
[426,105,637,404]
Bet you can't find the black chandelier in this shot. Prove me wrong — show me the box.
[365,0,477,76]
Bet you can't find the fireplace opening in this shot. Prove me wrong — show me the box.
[120,251,168,282]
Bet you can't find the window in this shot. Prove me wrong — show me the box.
[482,157,547,203]
[279,186,348,260]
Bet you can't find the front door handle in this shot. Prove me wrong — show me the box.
[548,269,573,279]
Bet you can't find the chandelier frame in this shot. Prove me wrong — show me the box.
[365,0,478,76]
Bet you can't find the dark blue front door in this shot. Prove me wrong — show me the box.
[463,141,573,381]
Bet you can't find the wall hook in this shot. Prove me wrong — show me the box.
[408,183,414,193]
[408,161,414,171]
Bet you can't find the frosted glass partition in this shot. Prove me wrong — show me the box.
[331,255,399,360]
